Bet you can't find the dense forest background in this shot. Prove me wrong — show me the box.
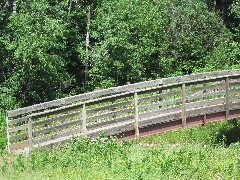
[0,0,240,128]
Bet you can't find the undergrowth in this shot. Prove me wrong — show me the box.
[0,119,240,179]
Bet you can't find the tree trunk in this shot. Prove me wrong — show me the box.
[13,0,17,13]
[85,5,91,91]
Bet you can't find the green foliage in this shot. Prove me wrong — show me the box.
[1,135,240,179]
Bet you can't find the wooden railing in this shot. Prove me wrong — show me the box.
[6,70,240,153]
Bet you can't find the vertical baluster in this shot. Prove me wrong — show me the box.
[134,92,139,138]
[28,117,33,152]
[6,114,11,153]
[181,84,186,127]
[225,77,229,120]
[82,103,88,134]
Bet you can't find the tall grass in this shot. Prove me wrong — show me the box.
[1,119,240,179]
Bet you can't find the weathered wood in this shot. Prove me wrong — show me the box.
[82,104,87,134]
[30,102,83,120]
[139,98,182,110]
[186,98,225,110]
[186,104,225,118]
[7,70,240,118]
[32,111,81,127]
[8,116,28,125]
[225,77,230,120]
[28,117,33,151]
[87,115,133,130]
[187,81,225,95]
[134,93,139,138]
[9,132,28,141]
[186,90,225,101]
[229,102,240,110]
[229,81,240,88]
[10,140,28,150]
[181,84,186,127]
[87,100,132,114]
[33,119,82,136]
[229,88,240,94]
[230,95,240,103]
[33,127,81,145]
[6,115,10,153]
[139,105,182,119]
[87,108,134,122]
[138,90,181,103]
[9,124,28,133]
[7,70,240,152]
[139,112,181,127]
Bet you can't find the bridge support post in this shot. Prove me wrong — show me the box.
[134,92,139,138]
[225,77,229,120]
[6,115,11,153]
[82,103,88,134]
[181,84,186,127]
[28,117,33,152]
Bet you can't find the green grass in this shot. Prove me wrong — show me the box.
[135,119,240,146]
[1,119,240,179]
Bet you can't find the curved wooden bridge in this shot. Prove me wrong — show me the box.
[6,70,240,153]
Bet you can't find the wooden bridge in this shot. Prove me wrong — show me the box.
[6,70,240,153]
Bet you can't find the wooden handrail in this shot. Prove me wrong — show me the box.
[6,70,240,153]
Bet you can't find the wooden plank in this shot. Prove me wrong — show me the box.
[186,104,225,118]
[87,115,133,130]
[186,90,225,101]
[229,88,240,94]
[32,111,81,127]
[9,132,28,141]
[229,102,240,110]
[7,79,163,117]
[30,102,83,120]
[230,95,240,103]
[139,98,182,110]
[9,140,28,150]
[186,98,225,110]
[33,119,82,136]
[28,117,33,151]
[33,127,81,145]
[82,103,87,133]
[229,81,240,88]
[187,82,225,94]
[134,93,139,138]
[139,105,182,119]
[8,117,28,125]
[138,90,181,103]
[87,100,132,114]
[181,84,186,127]
[8,124,28,133]
[87,108,134,122]
[139,112,182,127]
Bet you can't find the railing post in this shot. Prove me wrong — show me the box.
[134,92,139,138]
[6,114,11,153]
[181,84,186,127]
[82,103,88,134]
[225,77,229,120]
[159,83,163,108]
[28,117,33,152]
